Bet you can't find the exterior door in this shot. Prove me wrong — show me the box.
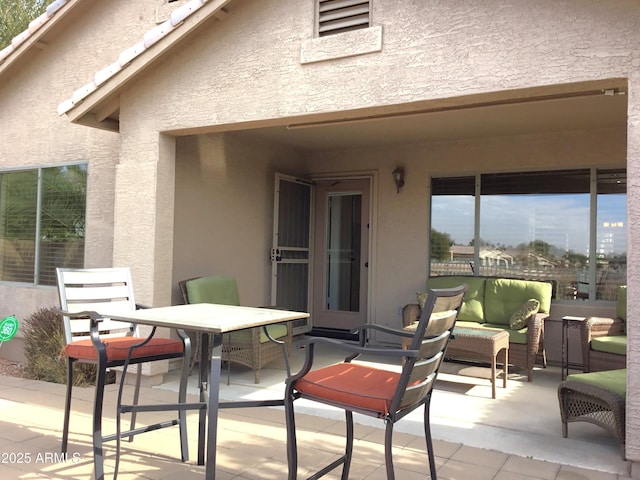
[312,179,370,332]
[270,174,313,335]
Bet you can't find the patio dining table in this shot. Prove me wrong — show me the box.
[109,303,309,479]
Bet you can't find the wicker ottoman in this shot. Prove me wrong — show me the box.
[557,369,626,459]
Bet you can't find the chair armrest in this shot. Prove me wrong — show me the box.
[354,323,416,340]
[578,316,625,372]
[581,317,625,341]
[289,336,419,382]
[300,336,415,359]
[348,323,417,358]
[52,308,111,353]
[402,304,421,328]
[52,307,103,323]
[525,312,547,352]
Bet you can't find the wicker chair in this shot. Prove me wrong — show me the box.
[558,369,626,459]
[178,275,292,384]
[580,286,627,373]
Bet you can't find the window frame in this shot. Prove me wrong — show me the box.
[0,162,88,286]
[429,168,626,303]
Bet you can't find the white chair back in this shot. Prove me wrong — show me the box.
[56,267,137,344]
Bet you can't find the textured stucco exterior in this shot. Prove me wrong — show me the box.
[2,0,640,466]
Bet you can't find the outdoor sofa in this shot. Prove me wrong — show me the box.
[403,275,553,381]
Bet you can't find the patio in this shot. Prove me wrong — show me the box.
[0,339,631,480]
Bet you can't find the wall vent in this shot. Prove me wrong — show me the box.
[317,0,371,37]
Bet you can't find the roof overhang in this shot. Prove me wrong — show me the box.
[59,0,234,132]
[0,0,90,78]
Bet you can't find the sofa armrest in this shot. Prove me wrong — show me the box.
[579,316,625,372]
[581,317,625,342]
[525,312,547,353]
[527,313,549,342]
[402,303,421,328]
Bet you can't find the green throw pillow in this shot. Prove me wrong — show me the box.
[417,292,428,309]
[509,299,540,330]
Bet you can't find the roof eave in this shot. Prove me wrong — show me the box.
[0,0,90,78]
[62,0,234,131]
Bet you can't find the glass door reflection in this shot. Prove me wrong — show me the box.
[325,193,362,312]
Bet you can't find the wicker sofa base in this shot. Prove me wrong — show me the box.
[585,350,626,373]
[558,380,626,459]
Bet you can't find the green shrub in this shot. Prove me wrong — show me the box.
[23,307,97,386]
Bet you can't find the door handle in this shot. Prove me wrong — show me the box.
[270,248,282,262]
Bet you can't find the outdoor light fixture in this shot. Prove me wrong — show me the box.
[392,166,405,193]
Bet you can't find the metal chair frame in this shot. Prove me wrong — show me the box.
[56,267,199,480]
[284,285,466,480]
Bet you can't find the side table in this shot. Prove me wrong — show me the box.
[443,327,510,399]
[561,315,587,380]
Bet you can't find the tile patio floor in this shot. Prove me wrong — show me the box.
[0,340,634,480]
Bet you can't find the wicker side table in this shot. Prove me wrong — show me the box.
[401,325,509,398]
[444,327,510,399]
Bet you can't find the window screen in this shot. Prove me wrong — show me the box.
[0,164,87,285]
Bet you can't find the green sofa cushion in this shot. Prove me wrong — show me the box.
[484,278,552,326]
[591,336,627,356]
[425,276,486,323]
[566,369,626,397]
[453,321,528,344]
[455,320,483,329]
[186,275,240,305]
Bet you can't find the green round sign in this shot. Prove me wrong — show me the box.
[0,315,19,342]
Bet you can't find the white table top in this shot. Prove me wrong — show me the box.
[108,303,309,334]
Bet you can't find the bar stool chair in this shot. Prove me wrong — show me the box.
[56,267,193,480]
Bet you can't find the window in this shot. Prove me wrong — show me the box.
[430,169,626,302]
[317,0,371,37]
[0,164,87,286]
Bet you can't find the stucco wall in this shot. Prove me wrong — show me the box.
[171,132,304,306]
[120,0,639,133]
[626,77,640,465]
[0,0,176,347]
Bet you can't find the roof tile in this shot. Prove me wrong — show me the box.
[46,0,68,16]
[58,0,212,116]
[0,0,70,66]
[94,61,122,87]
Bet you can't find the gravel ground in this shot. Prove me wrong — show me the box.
[0,357,25,377]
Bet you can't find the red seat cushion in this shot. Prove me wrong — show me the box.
[294,363,400,415]
[65,336,184,362]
